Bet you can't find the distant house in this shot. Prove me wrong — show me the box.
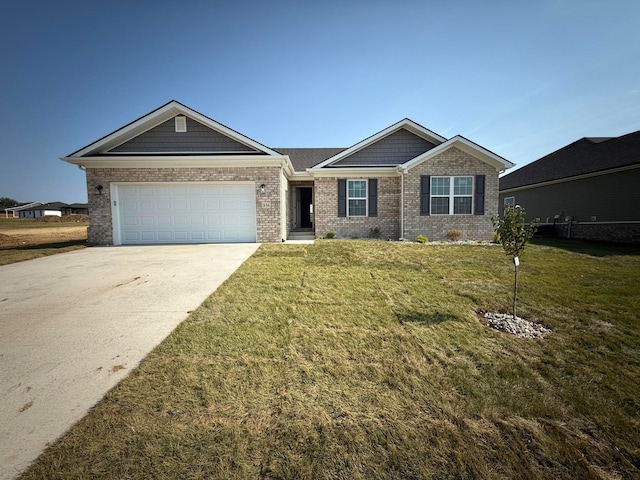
[61,203,89,215]
[4,201,43,218]
[17,202,68,218]
[499,130,640,243]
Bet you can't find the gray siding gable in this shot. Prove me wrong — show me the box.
[108,117,260,154]
[329,128,437,167]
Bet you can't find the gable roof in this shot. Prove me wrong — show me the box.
[500,130,640,191]
[67,100,281,157]
[21,202,68,212]
[274,148,346,171]
[402,135,514,172]
[312,119,446,169]
[3,201,43,212]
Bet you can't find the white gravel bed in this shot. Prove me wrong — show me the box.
[483,312,551,338]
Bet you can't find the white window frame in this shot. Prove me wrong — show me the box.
[430,176,473,215]
[175,116,187,132]
[347,179,367,217]
[504,196,515,206]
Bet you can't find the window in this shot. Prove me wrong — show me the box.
[347,180,367,216]
[430,176,473,215]
[504,196,515,206]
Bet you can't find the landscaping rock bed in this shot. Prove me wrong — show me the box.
[483,312,551,338]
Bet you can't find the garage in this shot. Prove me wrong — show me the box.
[112,183,257,245]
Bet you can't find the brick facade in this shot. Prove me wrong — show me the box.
[403,147,499,241]
[310,148,500,241]
[85,166,283,245]
[554,221,640,243]
[314,176,401,239]
[84,150,500,245]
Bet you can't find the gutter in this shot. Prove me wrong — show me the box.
[397,166,406,240]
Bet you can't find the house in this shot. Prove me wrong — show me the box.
[16,202,68,218]
[61,101,514,245]
[61,203,89,215]
[499,130,640,243]
[4,201,43,218]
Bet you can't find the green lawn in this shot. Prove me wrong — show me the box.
[21,240,640,479]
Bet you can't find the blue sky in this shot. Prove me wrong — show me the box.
[1,0,639,204]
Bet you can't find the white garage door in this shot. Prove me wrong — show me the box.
[114,183,256,244]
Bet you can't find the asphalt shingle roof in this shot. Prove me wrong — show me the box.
[274,148,346,171]
[500,130,640,191]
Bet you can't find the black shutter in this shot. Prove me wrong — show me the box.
[338,179,346,217]
[420,175,430,216]
[474,175,485,215]
[368,179,378,217]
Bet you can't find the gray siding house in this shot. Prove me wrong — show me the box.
[499,130,640,243]
[62,101,513,245]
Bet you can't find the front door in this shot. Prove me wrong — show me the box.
[295,187,313,230]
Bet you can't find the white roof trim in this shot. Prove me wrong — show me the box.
[3,201,43,212]
[401,136,514,172]
[311,119,446,169]
[67,101,281,158]
[62,154,294,172]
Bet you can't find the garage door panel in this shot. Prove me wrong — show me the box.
[173,200,189,210]
[140,200,156,212]
[190,200,205,210]
[116,184,256,244]
[123,231,140,242]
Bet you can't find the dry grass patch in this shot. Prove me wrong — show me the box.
[0,218,87,265]
[21,240,640,479]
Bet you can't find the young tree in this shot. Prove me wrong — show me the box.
[492,205,538,319]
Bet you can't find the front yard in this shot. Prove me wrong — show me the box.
[21,240,640,479]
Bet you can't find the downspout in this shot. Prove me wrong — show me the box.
[281,162,285,242]
[398,166,405,240]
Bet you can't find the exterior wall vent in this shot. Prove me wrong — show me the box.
[175,116,187,132]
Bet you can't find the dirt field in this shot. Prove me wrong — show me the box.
[0,226,88,247]
[0,222,89,265]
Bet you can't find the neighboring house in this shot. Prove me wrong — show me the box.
[61,203,89,215]
[61,100,514,245]
[4,201,43,218]
[499,130,640,243]
[18,202,68,218]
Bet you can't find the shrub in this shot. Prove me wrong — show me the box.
[324,231,335,239]
[416,235,428,244]
[445,229,462,242]
[369,226,381,239]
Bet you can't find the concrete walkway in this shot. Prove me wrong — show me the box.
[0,244,259,480]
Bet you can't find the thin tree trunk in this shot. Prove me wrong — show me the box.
[513,264,519,319]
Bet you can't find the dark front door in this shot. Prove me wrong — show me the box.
[299,187,313,229]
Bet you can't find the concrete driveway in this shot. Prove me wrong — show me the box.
[0,243,259,480]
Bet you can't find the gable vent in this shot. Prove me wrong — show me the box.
[175,116,187,132]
